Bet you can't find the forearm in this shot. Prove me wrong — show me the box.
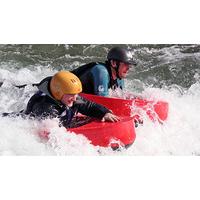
[75,97,110,119]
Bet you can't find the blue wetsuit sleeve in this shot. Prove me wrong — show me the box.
[90,65,110,96]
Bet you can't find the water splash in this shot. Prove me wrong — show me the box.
[0,45,200,155]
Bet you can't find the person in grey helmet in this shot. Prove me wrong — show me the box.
[71,46,137,96]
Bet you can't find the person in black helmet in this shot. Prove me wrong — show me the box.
[0,47,136,96]
[71,46,137,96]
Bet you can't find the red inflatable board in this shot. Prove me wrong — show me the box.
[80,93,168,122]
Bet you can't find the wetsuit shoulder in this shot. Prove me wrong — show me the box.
[90,64,110,96]
[25,92,61,118]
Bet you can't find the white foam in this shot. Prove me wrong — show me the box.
[1,67,200,155]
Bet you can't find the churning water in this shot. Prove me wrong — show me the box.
[0,44,200,155]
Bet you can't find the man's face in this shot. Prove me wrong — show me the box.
[118,62,132,79]
[61,94,78,107]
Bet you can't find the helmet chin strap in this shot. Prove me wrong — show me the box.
[110,60,121,80]
[115,61,121,80]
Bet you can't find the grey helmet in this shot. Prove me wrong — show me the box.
[107,47,137,65]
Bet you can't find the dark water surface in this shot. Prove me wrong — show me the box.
[0,44,200,89]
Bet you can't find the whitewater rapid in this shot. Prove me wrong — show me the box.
[0,66,200,155]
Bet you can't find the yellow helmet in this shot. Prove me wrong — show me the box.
[50,71,82,100]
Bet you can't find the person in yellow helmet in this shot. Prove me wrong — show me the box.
[25,71,119,128]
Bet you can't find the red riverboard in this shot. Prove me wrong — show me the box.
[40,93,168,148]
[69,116,135,148]
[80,93,169,122]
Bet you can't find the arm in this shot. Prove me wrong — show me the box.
[74,96,120,122]
[117,78,125,90]
[74,96,109,119]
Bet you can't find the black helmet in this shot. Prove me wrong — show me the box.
[107,47,137,65]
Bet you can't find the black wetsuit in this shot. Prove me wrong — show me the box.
[24,77,110,128]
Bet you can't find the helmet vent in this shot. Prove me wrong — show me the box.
[70,79,76,83]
